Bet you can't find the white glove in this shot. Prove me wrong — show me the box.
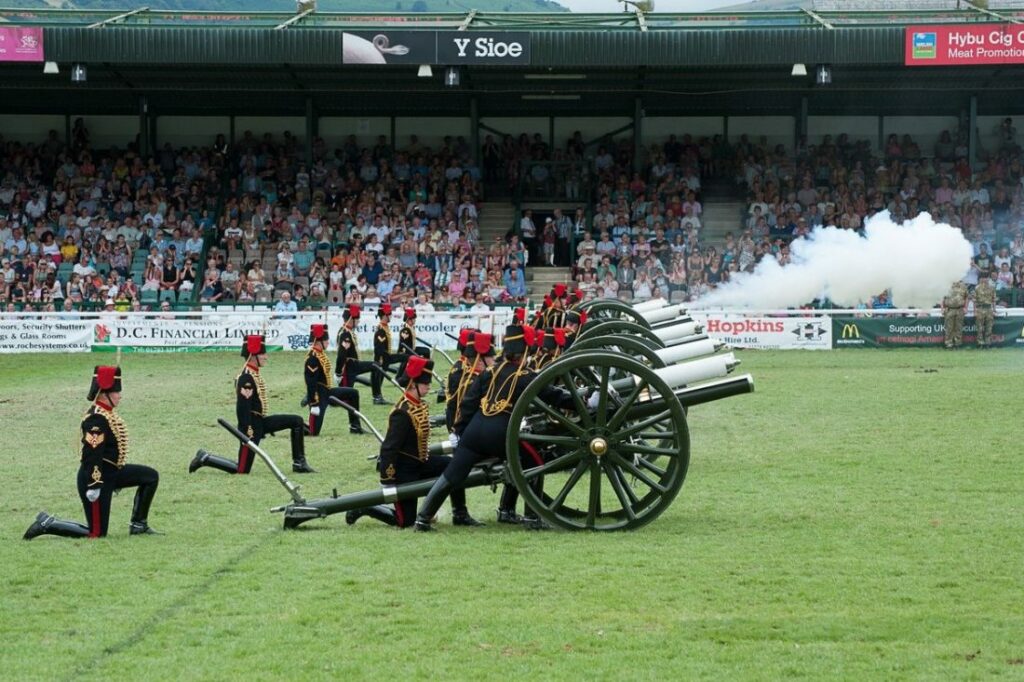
[86,488,101,502]
[449,433,460,447]
[310,407,321,416]
[587,390,600,410]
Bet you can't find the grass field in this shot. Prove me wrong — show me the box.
[2,349,1022,680]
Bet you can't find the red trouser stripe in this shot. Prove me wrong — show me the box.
[89,499,101,538]
[520,440,544,467]
[308,412,316,436]
[238,446,249,474]
[394,503,405,527]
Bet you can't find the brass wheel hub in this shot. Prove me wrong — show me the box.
[589,437,609,457]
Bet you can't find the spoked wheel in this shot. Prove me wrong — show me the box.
[579,299,651,328]
[576,320,663,346]
[506,350,690,531]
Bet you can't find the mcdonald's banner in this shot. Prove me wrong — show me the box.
[832,316,1024,348]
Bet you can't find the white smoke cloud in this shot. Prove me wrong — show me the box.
[693,211,974,309]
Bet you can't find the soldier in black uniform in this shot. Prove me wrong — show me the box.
[335,304,377,390]
[415,325,574,532]
[24,366,162,540]
[304,323,364,436]
[562,308,585,350]
[372,304,405,405]
[344,355,483,529]
[444,328,475,432]
[189,335,315,475]
[543,283,569,328]
[446,332,495,432]
[398,307,420,355]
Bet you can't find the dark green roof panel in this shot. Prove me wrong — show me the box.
[43,25,905,67]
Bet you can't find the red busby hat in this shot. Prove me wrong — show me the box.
[472,332,495,357]
[552,283,568,299]
[241,334,266,358]
[399,355,434,387]
[512,308,526,325]
[553,327,568,348]
[570,288,584,305]
[378,303,392,318]
[343,305,361,321]
[534,328,546,350]
[88,365,122,400]
[457,327,476,354]
[522,325,537,348]
[309,323,329,344]
[564,309,586,327]
[404,307,416,321]
[542,294,552,309]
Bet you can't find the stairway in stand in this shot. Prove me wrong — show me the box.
[477,201,517,247]
[528,266,573,303]
[698,179,746,248]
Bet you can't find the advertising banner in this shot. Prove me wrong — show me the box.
[906,24,1024,66]
[0,318,92,353]
[694,314,832,350]
[831,316,1024,348]
[0,27,43,63]
[89,310,505,353]
[343,31,530,65]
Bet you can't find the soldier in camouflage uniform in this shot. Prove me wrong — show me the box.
[973,275,997,348]
[942,281,968,349]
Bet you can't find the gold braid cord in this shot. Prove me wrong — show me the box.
[395,396,430,461]
[313,348,332,383]
[481,360,526,417]
[94,403,129,468]
[452,361,479,424]
[379,324,392,352]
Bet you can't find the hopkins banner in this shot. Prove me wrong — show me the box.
[832,315,1024,348]
[0,27,43,63]
[906,24,1024,66]
[694,314,832,350]
[342,31,530,65]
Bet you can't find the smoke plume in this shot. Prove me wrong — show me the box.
[692,211,973,309]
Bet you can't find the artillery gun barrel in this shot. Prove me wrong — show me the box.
[277,462,501,525]
[626,374,755,421]
[654,338,725,364]
[641,303,688,325]
[653,321,703,344]
[631,298,669,313]
[604,353,737,395]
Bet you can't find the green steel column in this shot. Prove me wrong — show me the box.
[471,96,480,168]
[969,94,978,170]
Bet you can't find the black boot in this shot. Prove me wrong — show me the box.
[350,423,365,435]
[372,395,387,406]
[290,425,315,472]
[497,484,520,522]
[414,474,453,532]
[24,511,90,540]
[130,480,162,535]
[452,508,485,527]
[189,449,238,474]
[497,509,523,524]
[346,505,398,526]
[522,476,549,530]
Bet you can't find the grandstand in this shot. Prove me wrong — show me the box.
[2,5,1024,312]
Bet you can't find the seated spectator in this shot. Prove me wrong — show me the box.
[160,256,180,291]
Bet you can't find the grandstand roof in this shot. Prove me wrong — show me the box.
[5,6,1022,67]
[1,6,1023,118]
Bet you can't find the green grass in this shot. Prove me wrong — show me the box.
[2,350,1023,680]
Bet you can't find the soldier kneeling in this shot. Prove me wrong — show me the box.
[24,366,161,540]
[345,355,482,529]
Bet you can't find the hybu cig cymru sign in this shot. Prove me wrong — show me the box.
[906,23,1024,65]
